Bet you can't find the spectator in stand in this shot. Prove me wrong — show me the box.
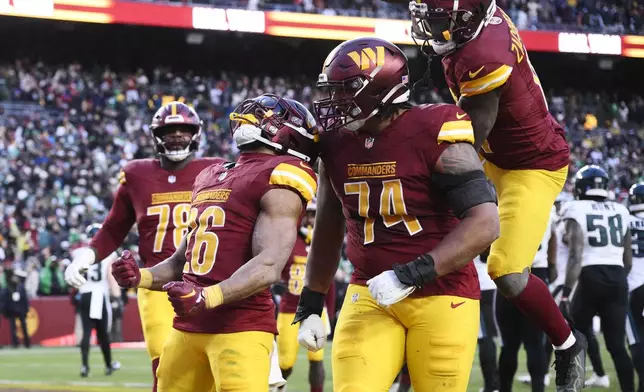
[38,256,68,296]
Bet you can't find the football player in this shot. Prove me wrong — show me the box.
[627,183,644,392]
[276,199,328,392]
[64,102,224,391]
[560,165,634,391]
[408,1,586,390]
[295,37,500,391]
[110,94,319,392]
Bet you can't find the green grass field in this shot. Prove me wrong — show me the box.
[0,340,622,391]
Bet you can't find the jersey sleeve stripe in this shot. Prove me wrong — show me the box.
[437,120,475,144]
[270,163,317,202]
[459,65,513,97]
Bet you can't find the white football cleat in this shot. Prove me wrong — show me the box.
[585,373,610,388]
[516,374,531,384]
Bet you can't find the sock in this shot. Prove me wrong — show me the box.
[311,387,323,392]
[553,332,576,351]
[152,358,160,392]
[399,371,411,386]
[509,274,573,347]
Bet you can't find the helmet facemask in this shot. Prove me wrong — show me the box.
[153,123,201,162]
[409,0,496,56]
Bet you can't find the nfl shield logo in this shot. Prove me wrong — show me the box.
[365,137,375,149]
[168,175,176,184]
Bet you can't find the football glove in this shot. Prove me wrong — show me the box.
[163,281,206,317]
[64,247,95,288]
[367,270,415,306]
[111,251,142,288]
[297,314,327,352]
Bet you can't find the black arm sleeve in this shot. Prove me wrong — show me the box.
[432,170,497,218]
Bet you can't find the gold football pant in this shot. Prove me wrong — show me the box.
[332,284,479,392]
[483,161,568,279]
[276,309,329,370]
[157,329,274,392]
[137,288,175,360]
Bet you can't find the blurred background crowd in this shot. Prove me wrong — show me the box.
[0,58,642,301]
[153,0,644,34]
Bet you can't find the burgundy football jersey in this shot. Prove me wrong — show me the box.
[320,104,479,300]
[279,234,309,314]
[90,157,224,267]
[442,8,569,171]
[174,152,317,334]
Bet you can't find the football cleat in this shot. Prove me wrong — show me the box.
[80,365,89,378]
[585,372,610,388]
[553,330,587,392]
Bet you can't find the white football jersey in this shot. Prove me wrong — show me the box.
[474,255,496,291]
[628,215,644,291]
[532,206,556,269]
[561,200,630,268]
[77,252,116,295]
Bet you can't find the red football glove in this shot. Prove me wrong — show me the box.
[163,281,206,317]
[111,250,141,288]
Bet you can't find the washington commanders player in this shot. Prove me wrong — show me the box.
[110,94,320,392]
[408,1,586,390]
[64,102,223,391]
[276,199,328,392]
[295,37,499,392]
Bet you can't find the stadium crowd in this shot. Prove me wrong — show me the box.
[0,59,642,299]
[151,0,644,34]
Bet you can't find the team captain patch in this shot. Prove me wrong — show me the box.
[269,163,317,202]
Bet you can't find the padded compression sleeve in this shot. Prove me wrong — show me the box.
[432,170,497,218]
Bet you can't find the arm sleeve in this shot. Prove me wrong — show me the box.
[268,162,318,204]
[89,178,137,261]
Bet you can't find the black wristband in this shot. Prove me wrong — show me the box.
[292,287,325,325]
[562,286,572,298]
[392,254,437,289]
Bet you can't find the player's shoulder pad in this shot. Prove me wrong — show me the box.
[119,159,157,185]
[268,156,318,203]
[450,11,516,97]
[413,104,474,145]
[560,200,588,224]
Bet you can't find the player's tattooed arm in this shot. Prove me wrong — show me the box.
[428,143,500,277]
[145,236,188,290]
[458,89,501,152]
[564,219,584,290]
[305,161,345,295]
[624,227,633,274]
[217,188,303,304]
[548,225,558,282]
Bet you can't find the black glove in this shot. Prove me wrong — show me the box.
[292,287,325,325]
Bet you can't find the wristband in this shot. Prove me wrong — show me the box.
[393,254,437,289]
[203,285,224,309]
[138,269,153,289]
[292,287,325,325]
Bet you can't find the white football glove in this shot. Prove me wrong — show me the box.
[297,314,326,352]
[64,247,96,288]
[367,270,415,307]
[268,340,286,388]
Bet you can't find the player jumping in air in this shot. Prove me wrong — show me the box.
[295,37,500,392]
[111,94,320,392]
[64,102,223,391]
[408,1,587,390]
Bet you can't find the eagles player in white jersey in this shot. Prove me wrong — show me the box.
[475,250,500,392]
[626,183,644,392]
[496,211,556,392]
[561,165,634,391]
[74,224,122,378]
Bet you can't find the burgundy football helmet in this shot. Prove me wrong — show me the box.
[409,0,497,55]
[314,38,410,132]
[229,94,320,163]
[150,101,201,162]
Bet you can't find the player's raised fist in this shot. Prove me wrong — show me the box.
[163,281,205,317]
[111,250,141,288]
